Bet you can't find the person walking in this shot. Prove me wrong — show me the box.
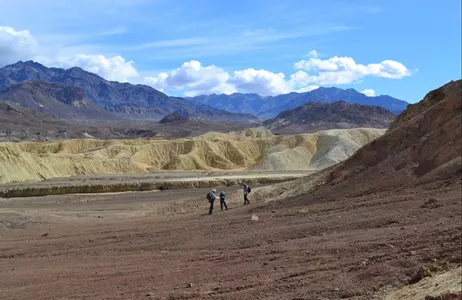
[206,189,218,215]
[243,183,251,205]
[219,191,228,211]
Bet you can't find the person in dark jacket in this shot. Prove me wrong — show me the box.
[219,191,228,211]
[243,183,250,204]
[207,189,218,215]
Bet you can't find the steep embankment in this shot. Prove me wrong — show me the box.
[0,127,384,183]
[258,80,461,204]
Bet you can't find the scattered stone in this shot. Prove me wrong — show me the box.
[186,283,193,288]
[421,198,441,209]
[272,210,276,213]
[251,214,259,221]
[41,232,49,237]
[408,266,432,284]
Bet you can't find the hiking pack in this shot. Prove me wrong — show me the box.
[206,192,213,201]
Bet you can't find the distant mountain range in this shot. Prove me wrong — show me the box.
[0,61,258,123]
[263,101,396,135]
[187,88,409,119]
[0,60,408,135]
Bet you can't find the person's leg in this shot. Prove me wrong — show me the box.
[224,199,228,210]
[220,198,224,211]
[209,199,214,215]
[244,194,249,204]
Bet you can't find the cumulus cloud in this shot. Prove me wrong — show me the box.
[143,53,412,96]
[361,89,376,97]
[361,89,375,97]
[294,51,411,85]
[58,54,139,82]
[144,60,236,96]
[229,69,290,96]
[0,25,139,82]
[0,26,37,66]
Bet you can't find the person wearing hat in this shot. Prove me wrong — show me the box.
[206,189,218,215]
[219,191,228,211]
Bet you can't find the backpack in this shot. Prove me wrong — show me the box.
[206,192,213,201]
[247,186,251,193]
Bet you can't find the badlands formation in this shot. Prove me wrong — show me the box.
[0,127,384,183]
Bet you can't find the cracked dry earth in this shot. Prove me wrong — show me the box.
[0,180,461,300]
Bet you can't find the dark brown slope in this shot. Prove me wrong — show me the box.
[263,100,396,134]
[0,81,116,121]
[268,79,461,206]
[0,101,246,142]
[327,79,461,194]
[0,101,73,141]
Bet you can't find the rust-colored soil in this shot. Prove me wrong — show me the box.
[0,179,460,300]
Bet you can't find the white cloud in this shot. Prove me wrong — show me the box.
[229,69,290,96]
[296,85,320,93]
[144,60,236,96]
[307,50,319,58]
[143,53,412,96]
[361,89,376,97]
[0,26,38,66]
[0,25,139,82]
[294,55,411,85]
[61,54,139,82]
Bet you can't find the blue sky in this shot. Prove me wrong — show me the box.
[0,0,460,102]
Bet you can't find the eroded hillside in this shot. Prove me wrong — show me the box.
[0,127,384,183]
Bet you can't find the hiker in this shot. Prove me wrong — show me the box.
[219,191,228,211]
[243,183,251,204]
[206,189,218,215]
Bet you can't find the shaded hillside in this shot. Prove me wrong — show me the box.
[261,80,461,205]
[0,61,257,122]
[187,87,409,119]
[0,127,384,183]
[328,79,461,191]
[264,101,396,134]
[0,81,115,120]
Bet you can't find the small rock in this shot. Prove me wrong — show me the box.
[271,210,276,213]
[186,283,193,288]
[251,214,259,221]
[41,232,49,237]
[146,292,152,297]
[409,251,417,256]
